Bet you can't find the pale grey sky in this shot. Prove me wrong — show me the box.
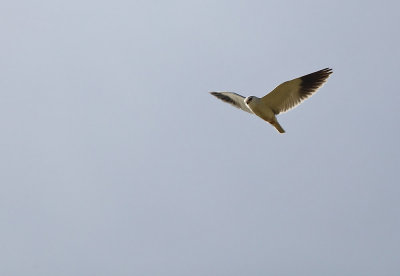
[1,0,399,275]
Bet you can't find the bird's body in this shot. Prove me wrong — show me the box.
[210,68,333,133]
[244,96,285,133]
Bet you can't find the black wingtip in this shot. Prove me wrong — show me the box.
[299,68,333,96]
[210,92,236,106]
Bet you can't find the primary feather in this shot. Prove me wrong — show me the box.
[210,92,253,113]
[262,68,332,114]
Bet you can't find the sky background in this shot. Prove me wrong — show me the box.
[1,0,400,275]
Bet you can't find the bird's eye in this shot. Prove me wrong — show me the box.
[247,97,252,104]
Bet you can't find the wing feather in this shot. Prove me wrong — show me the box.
[261,68,333,114]
[210,92,253,113]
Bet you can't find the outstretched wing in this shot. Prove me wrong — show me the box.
[261,68,333,114]
[210,92,253,114]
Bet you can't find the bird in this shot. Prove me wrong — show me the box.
[210,68,333,133]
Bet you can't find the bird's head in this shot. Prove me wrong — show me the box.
[244,96,255,106]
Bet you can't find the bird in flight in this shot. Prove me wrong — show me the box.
[210,68,333,133]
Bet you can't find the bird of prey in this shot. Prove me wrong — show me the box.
[210,68,333,133]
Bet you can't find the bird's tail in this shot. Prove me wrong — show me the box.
[272,121,285,133]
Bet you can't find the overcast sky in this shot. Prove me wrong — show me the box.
[1,0,400,275]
